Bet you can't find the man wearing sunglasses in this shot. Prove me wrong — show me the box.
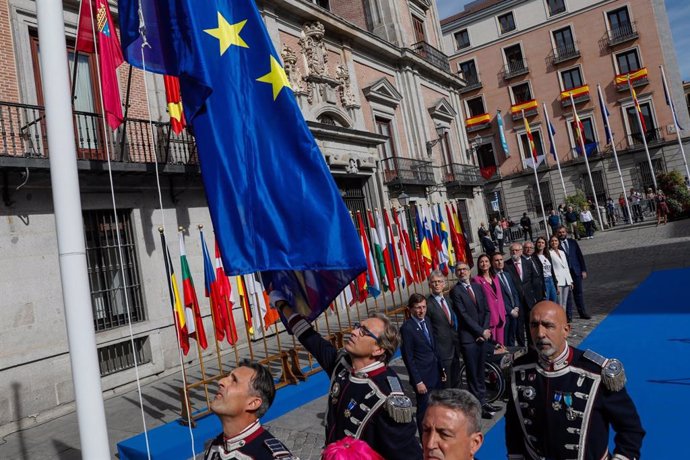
[272,297,422,459]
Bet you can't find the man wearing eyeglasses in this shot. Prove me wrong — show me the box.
[425,270,461,388]
[400,293,446,438]
[272,297,422,459]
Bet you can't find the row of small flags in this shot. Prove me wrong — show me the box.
[161,229,281,356]
[346,203,473,307]
[160,202,473,354]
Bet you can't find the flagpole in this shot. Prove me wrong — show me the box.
[542,103,568,199]
[660,65,690,181]
[522,109,548,234]
[35,2,110,457]
[627,75,657,190]
[597,84,634,226]
[569,94,605,230]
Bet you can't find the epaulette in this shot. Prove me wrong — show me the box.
[384,376,413,423]
[264,438,299,459]
[583,349,626,392]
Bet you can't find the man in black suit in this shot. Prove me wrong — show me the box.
[425,270,461,388]
[522,241,545,302]
[491,253,522,347]
[556,225,592,320]
[400,293,445,437]
[504,242,542,346]
[450,262,498,419]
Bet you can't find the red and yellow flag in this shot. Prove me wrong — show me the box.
[523,116,538,161]
[631,86,647,133]
[161,233,189,355]
[164,75,186,134]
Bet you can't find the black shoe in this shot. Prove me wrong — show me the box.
[579,313,592,320]
[484,403,501,412]
[481,410,494,419]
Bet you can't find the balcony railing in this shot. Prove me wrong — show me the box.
[410,41,451,73]
[503,59,529,80]
[551,44,580,65]
[382,156,435,186]
[443,163,484,187]
[0,101,197,165]
[458,74,483,94]
[627,127,664,149]
[607,21,638,47]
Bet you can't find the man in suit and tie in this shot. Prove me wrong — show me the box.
[400,293,445,437]
[426,270,461,388]
[450,262,498,419]
[491,253,522,347]
[504,242,541,346]
[556,225,592,320]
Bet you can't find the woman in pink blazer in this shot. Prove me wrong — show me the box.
[472,253,507,345]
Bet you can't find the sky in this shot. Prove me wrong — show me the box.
[435,0,690,81]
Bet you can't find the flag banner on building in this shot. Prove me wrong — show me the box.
[597,88,612,145]
[179,232,208,350]
[201,230,238,345]
[117,0,366,322]
[661,66,684,130]
[235,275,254,336]
[614,67,648,86]
[496,110,510,157]
[422,205,439,271]
[76,0,123,129]
[437,204,451,274]
[547,121,557,160]
[160,232,190,355]
[523,115,544,169]
[445,203,462,267]
[368,210,391,292]
[164,75,186,134]
[356,211,380,299]
[214,240,239,345]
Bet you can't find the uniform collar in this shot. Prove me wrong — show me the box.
[538,342,572,371]
[351,360,386,378]
[222,419,263,452]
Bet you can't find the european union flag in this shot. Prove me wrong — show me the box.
[118,0,365,320]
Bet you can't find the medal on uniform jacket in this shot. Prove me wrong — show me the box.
[552,391,562,410]
[522,386,536,401]
[564,393,575,420]
[344,398,356,418]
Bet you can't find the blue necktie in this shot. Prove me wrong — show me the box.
[420,320,432,345]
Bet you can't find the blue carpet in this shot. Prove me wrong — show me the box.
[479,267,690,459]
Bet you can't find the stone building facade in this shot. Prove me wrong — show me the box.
[441,0,690,223]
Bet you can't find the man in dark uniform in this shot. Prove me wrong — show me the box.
[204,360,297,460]
[400,293,445,437]
[273,297,422,459]
[450,262,499,419]
[505,301,644,459]
[425,270,461,388]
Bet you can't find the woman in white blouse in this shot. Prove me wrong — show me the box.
[547,235,573,309]
[580,206,594,239]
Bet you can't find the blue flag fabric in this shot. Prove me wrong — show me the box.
[118,0,365,320]
[496,110,509,157]
[597,89,612,145]
[547,121,557,160]
[661,71,684,131]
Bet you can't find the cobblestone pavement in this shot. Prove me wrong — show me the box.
[1,220,689,459]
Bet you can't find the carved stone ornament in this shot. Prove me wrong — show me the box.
[299,22,329,78]
[345,158,359,174]
[336,63,359,109]
[280,44,306,94]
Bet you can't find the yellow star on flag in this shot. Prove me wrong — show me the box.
[204,13,248,55]
[256,55,292,100]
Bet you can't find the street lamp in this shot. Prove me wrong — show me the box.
[426,124,448,156]
[397,191,410,207]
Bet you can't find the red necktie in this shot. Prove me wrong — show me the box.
[465,284,476,304]
[440,297,451,324]
[516,261,522,279]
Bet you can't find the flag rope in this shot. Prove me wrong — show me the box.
[82,0,153,457]
[132,0,197,456]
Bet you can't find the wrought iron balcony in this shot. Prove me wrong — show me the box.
[503,59,529,80]
[410,41,451,73]
[607,21,638,47]
[551,44,580,65]
[381,156,435,187]
[626,127,664,149]
[443,163,484,187]
[458,74,483,94]
[0,101,197,167]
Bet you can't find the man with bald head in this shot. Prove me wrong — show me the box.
[505,301,644,460]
